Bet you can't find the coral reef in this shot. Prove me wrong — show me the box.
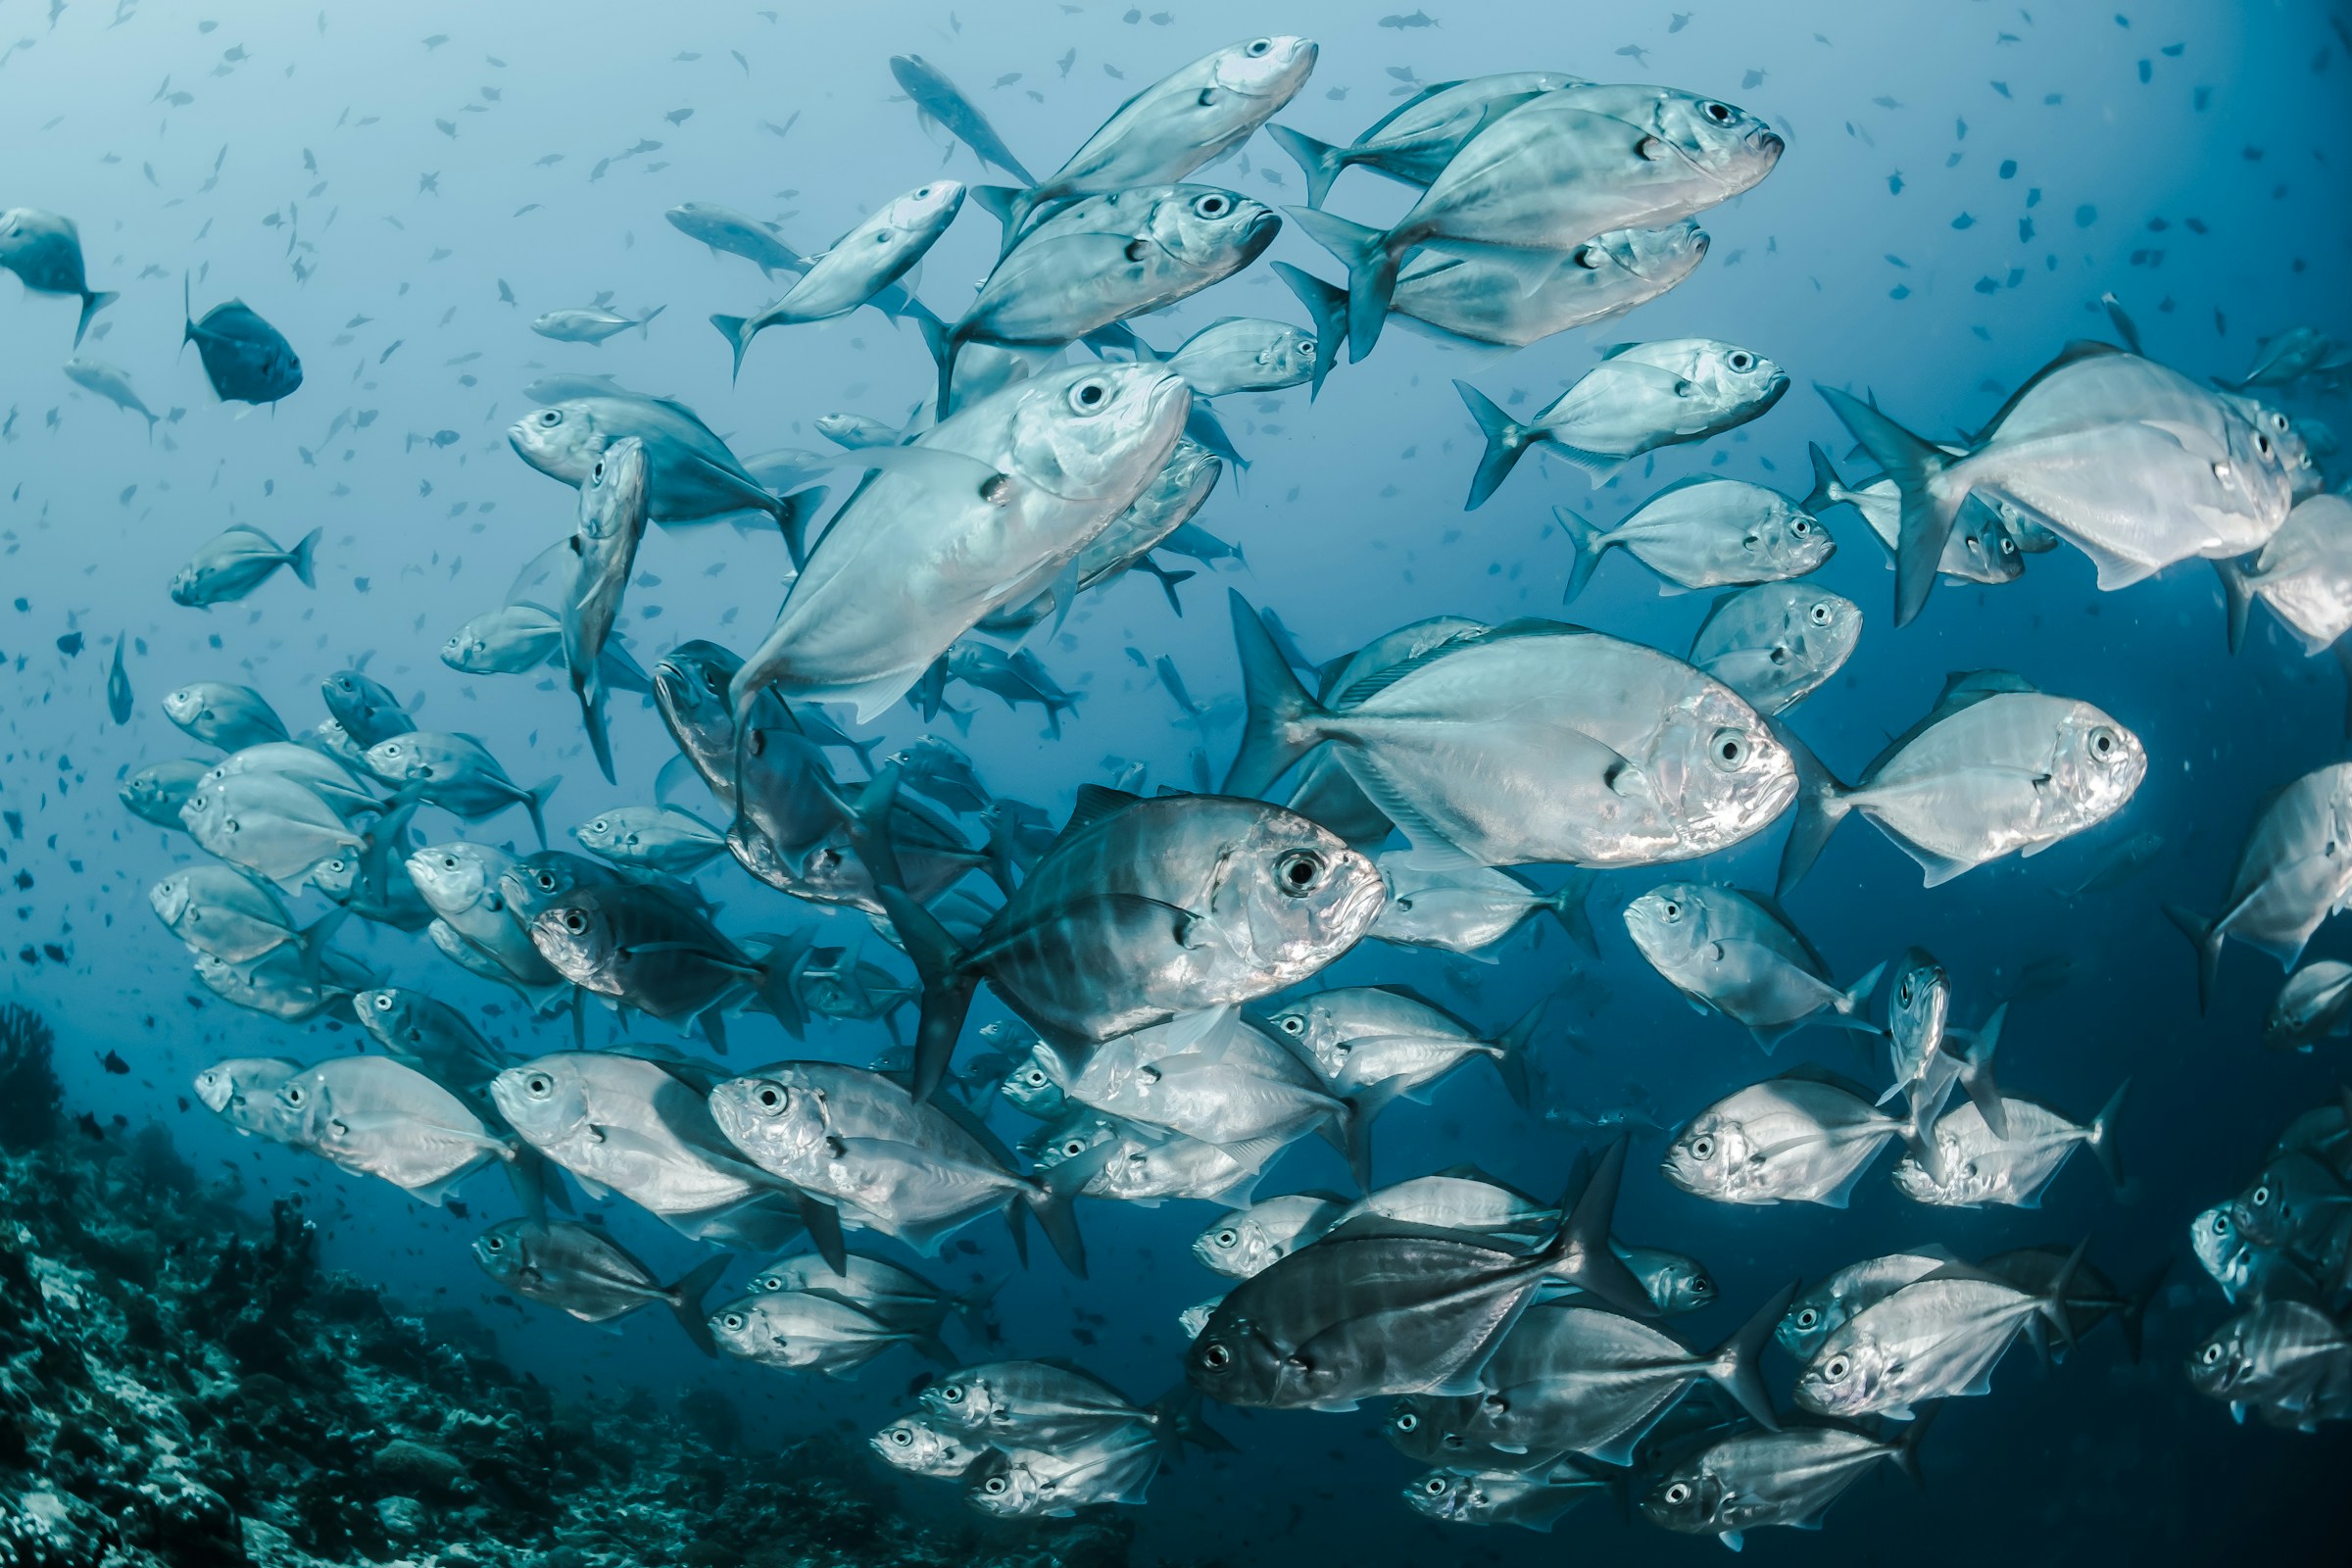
[0,1004,61,1153]
[0,1007,1145,1568]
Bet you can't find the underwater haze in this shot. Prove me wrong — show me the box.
[4,1,2352,1565]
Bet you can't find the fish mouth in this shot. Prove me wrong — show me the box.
[1754,130,1788,162]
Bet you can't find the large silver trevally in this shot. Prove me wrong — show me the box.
[2164,761,2352,1012]
[571,806,728,876]
[1384,1286,1790,1469]
[1877,950,2006,1134]
[1333,1167,1557,1242]
[1163,318,1319,399]
[530,304,664,344]
[981,36,1317,250]
[882,787,1384,1102]
[1804,443,2027,588]
[351,987,511,1089]
[1687,582,1862,716]
[1281,613,1491,848]
[1455,340,1788,508]
[2186,1299,2352,1431]
[1795,1249,2082,1420]
[0,208,119,343]
[320,668,416,749]
[711,181,964,378]
[1642,1421,1929,1551]
[1192,1191,1350,1279]
[164,681,288,751]
[180,771,368,892]
[707,1290,950,1376]
[1229,598,1796,870]
[1268,72,1584,207]
[1825,344,2299,625]
[734,363,1188,723]
[2218,494,2352,658]
[491,1052,812,1251]
[507,372,816,533]
[868,1411,994,1479]
[1401,1461,1614,1534]
[1624,883,1883,1051]
[1044,1016,1353,1152]
[1184,1141,1653,1411]
[407,842,573,1005]
[2268,960,2352,1053]
[980,438,1224,631]
[1780,671,2145,894]
[441,602,654,692]
[1366,856,1595,957]
[1556,479,1832,602]
[473,1219,730,1354]
[749,1251,996,1335]
[170,526,321,608]
[365,730,559,848]
[1776,1248,1958,1362]
[1030,1111,1285,1206]
[193,1056,305,1144]
[931,186,1276,411]
[1891,1085,2128,1208]
[1663,1068,1922,1207]
[1292,85,1782,359]
[275,1055,518,1205]
[1277,222,1709,362]
[1253,985,1535,1105]
[528,882,799,1041]
[149,864,324,963]
[665,202,805,277]
[195,945,372,1023]
[562,435,651,784]
[122,759,210,830]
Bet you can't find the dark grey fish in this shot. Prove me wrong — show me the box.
[664,202,807,277]
[183,276,302,404]
[322,667,416,748]
[106,635,131,724]
[0,208,118,344]
[473,1218,731,1354]
[891,55,1037,184]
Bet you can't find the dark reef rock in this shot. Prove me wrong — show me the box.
[0,1058,1151,1568]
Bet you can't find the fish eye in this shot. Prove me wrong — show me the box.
[1823,1355,1850,1382]
[941,1385,964,1402]
[1068,378,1110,414]
[1193,193,1231,220]
[1061,1139,1086,1156]
[1274,849,1326,894]
[1421,1478,1447,1496]
[1276,1013,1305,1036]
[2256,432,2274,458]
[1795,1307,1818,1328]
[536,410,562,427]
[1660,899,1683,921]
[1898,980,1913,1004]
[372,994,392,1010]
[1729,351,1754,371]
[2211,1213,2231,1235]
[721,1312,745,1331]
[1690,1135,1715,1160]
[1665,1483,1692,1504]
[526,1073,553,1097]
[2202,1343,2224,1365]
[1703,101,1733,122]
[2088,725,2120,760]
[1709,728,1750,771]
[1395,1410,1418,1432]
[1214,1228,1239,1249]
[284,1085,306,1105]
[1691,1276,1714,1295]
[2251,1184,2271,1205]
[1791,516,1813,536]
[1809,601,1834,625]
[1200,1342,1232,1370]
[889,1427,912,1446]
[982,1476,1009,1495]
[563,911,587,933]
[1022,1068,1047,1086]
[1246,37,1271,55]
[2000,535,2018,556]
[535,871,558,891]
[755,1084,786,1112]
[591,459,606,482]
[483,1236,504,1251]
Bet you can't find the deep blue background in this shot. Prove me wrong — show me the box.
[4,1,2350,1562]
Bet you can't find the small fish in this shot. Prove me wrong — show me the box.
[664,202,806,277]
[163,681,289,751]
[0,208,118,343]
[2268,961,2352,1053]
[106,635,131,724]
[530,304,666,345]
[1557,478,1833,602]
[712,182,962,379]
[171,525,320,607]
[473,1219,731,1354]
[63,357,159,434]
[1687,583,1862,715]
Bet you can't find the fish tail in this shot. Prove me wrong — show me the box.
[2044,1237,2089,1351]
[952,1272,1009,1333]
[1136,555,1197,615]
[773,484,828,570]
[1146,1381,1239,1456]
[915,312,958,416]
[1836,960,1886,1030]
[520,775,560,850]
[1817,384,1961,626]
[973,183,1036,259]
[76,289,119,348]
[745,932,809,1040]
[1186,400,1248,470]
[599,637,654,695]
[709,314,755,383]
[1272,262,1348,398]
[1026,1136,1115,1278]
[637,302,667,338]
[1452,380,1541,511]
[2160,903,2225,1014]
[1542,1137,1654,1315]
[1285,206,1396,364]
[356,787,423,907]
[1222,588,1331,798]
[1773,723,1852,896]
[1489,1000,1544,1111]
[2213,557,2255,656]
[877,884,977,1104]
[1709,1281,1798,1432]
[1888,1404,1936,1489]
[287,526,322,589]
[2085,1077,2130,1190]
[294,906,349,981]
[1322,1077,1408,1193]
[1551,506,1611,605]
[1800,441,1845,518]
[665,1251,734,1357]
[501,1145,559,1224]
[1955,1003,2009,1138]
[1265,123,1348,209]
[575,661,615,786]
[1540,869,1600,956]
[2117,1257,2170,1364]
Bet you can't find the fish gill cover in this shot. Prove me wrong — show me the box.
[0,3,2349,1566]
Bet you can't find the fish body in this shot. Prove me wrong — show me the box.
[1270,72,1584,205]
[365,730,556,847]
[563,437,652,783]
[1688,583,1861,715]
[891,55,1037,183]
[1624,883,1881,1050]
[1796,1259,2075,1419]
[713,182,962,375]
[2221,494,2352,657]
[1642,1423,1925,1548]
[508,374,804,530]
[172,525,320,606]
[1891,1089,2127,1207]
[277,1054,511,1203]
[1165,318,1319,398]
[0,208,118,343]
[164,681,288,751]
[1557,479,1831,600]
[63,357,159,432]
[1777,1250,1955,1362]
[321,668,416,748]
[708,1290,943,1375]
[183,282,302,404]
[2165,762,2352,1010]
[193,1056,306,1143]
[1255,985,1531,1102]
[2269,961,2352,1052]
[474,1219,728,1353]
[1193,1192,1349,1278]
[351,988,510,1088]
[1664,1070,1913,1206]
[531,305,665,344]
[665,202,806,276]
[181,771,365,891]
[2187,1299,2352,1430]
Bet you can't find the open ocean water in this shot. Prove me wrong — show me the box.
[3,2,2350,1565]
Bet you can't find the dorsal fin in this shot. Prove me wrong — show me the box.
[1064,785,1144,834]
[1971,340,2128,441]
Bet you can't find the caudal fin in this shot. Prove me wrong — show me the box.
[520,776,560,850]
[2043,1238,2088,1351]
[1541,869,1600,956]
[2118,1258,2169,1363]
[1956,1003,2009,1140]
[2085,1078,2129,1189]
[637,303,667,338]
[1285,207,1396,364]
[1490,1002,1544,1110]
[75,289,119,348]
[1543,1137,1655,1316]
[2161,904,2225,1014]
[666,1251,734,1356]
[1272,262,1348,397]
[746,933,809,1040]
[1454,380,1541,511]
[1147,1382,1240,1455]
[773,484,829,569]
[1222,589,1328,798]
[1266,123,1349,209]
[2214,559,2256,656]
[287,527,321,589]
[710,314,756,383]
[1773,725,1851,896]
[1553,508,1611,605]
[1835,961,1886,1032]
[1709,1281,1799,1432]
[879,887,976,1102]
[973,183,1038,259]
[1818,384,1960,627]
[1029,1136,1116,1277]
[1800,441,1845,518]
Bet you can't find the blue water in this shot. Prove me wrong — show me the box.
[4,1,2349,1562]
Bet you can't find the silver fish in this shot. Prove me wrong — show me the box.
[890,55,1036,183]
[749,1250,995,1335]
[571,805,727,875]
[1032,1108,1289,1206]
[1624,884,1882,1051]
[2219,494,2352,658]
[63,357,158,434]
[195,945,372,1022]
[507,373,811,532]
[0,208,118,343]
[1804,442,2027,588]
[183,280,301,404]
[122,759,210,830]
[963,1428,1166,1517]
[1557,478,1831,602]
[1232,604,1794,870]
[1891,1087,2127,1207]
[2269,961,2352,1053]
[708,1290,947,1376]
[351,987,510,1089]
[1642,1421,1929,1550]
[1795,1250,2081,1419]
[563,436,651,783]
[181,771,367,892]
[1270,72,1585,206]
[473,1219,729,1353]
[1777,1249,1958,1362]
[1164,318,1318,399]
[1403,1461,1612,1534]
[2164,761,2352,1011]
[203,742,378,820]
[530,304,665,344]
[713,181,962,377]
[983,37,1317,249]
[319,669,416,751]
[1193,1191,1350,1279]
[1255,985,1534,1104]
[736,362,1188,722]
[407,843,571,1007]
[193,1056,304,1143]
[148,865,322,962]
[1664,1069,1919,1207]
[1366,856,1594,957]
[365,731,558,848]
[164,680,288,751]
[1688,583,1862,716]
[664,202,805,277]
[2186,1299,2352,1431]
[276,1054,515,1205]
[1457,339,1788,507]
[528,882,796,1039]
[171,526,321,607]
[1045,1016,1350,1151]
[1781,670,2146,893]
